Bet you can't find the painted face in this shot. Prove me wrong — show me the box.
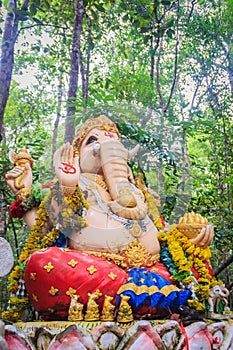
[79,128,119,173]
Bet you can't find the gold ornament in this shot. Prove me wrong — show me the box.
[100,295,115,321]
[49,286,59,296]
[122,239,159,268]
[85,240,159,269]
[108,272,117,280]
[84,289,102,321]
[16,187,32,200]
[87,265,97,275]
[129,221,142,237]
[117,295,133,323]
[43,262,54,273]
[30,273,36,280]
[48,308,54,313]
[68,294,84,321]
[68,259,79,268]
[95,174,109,191]
[61,185,76,197]
[66,287,77,298]
[32,294,38,302]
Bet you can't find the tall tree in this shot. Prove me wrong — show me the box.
[0,0,31,141]
[65,0,85,143]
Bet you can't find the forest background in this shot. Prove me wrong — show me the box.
[0,0,233,310]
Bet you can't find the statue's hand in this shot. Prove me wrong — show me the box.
[5,162,33,195]
[190,225,214,248]
[53,143,80,188]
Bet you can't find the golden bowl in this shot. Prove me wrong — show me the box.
[177,212,208,239]
[176,223,206,239]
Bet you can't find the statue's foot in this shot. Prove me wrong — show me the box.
[206,311,231,320]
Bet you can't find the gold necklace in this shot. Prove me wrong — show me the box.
[94,174,109,191]
[82,173,109,191]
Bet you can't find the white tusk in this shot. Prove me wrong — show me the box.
[93,142,100,156]
[128,144,140,160]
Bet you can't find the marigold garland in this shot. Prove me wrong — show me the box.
[1,183,88,322]
[135,173,164,230]
[158,224,222,311]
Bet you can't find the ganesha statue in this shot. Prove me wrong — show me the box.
[4,115,223,323]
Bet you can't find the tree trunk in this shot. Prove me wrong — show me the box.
[51,70,63,170]
[65,0,85,143]
[81,14,92,105]
[0,0,18,140]
[0,0,31,141]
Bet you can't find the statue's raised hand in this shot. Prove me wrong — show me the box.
[5,162,33,196]
[53,143,80,188]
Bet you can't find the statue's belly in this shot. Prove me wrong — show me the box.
[68,207,160,255]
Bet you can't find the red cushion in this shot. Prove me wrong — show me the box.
[24,247,127,320]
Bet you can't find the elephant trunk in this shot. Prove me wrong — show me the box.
[100,140,147,220]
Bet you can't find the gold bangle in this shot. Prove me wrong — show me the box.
[16,187,31,199]
[61,185,76,197]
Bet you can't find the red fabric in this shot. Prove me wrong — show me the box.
[179,320,189,350]
[24,247,127,320]
[191,261,214,280]
[9,200,25,218]
[160,214,165,228]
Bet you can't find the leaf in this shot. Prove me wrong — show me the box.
[32,17,44,24]
[94,4,105,12]
[140,26,150,33]
[29,3,37,16]
[167,28,175,38]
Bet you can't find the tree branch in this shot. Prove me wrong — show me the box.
[156,37,165,113]
[164,0,180,113]
[16,23,68,41]
[214,254,233,276]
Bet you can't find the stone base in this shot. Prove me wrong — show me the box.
[1,319,233,349]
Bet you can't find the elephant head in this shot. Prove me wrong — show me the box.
[208,284,230,313]
[73,115,147,220]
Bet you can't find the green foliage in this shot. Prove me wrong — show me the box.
[1,0,233,300]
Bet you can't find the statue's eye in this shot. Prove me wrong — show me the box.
[86,135,97,144]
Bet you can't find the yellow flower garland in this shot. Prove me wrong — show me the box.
[135,173,164,230]
[1,184,88,321]
[159,224,222,311]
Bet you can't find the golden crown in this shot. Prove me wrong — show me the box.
[73,115,120,156]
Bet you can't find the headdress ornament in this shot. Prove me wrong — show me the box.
[73,115,120,156]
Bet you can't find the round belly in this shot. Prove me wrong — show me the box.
[68,207,160,255]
